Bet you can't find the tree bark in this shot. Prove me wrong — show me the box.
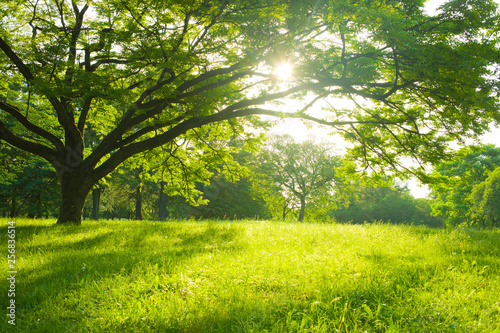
[135,184,143,220]
[159,181,168,221]
[57,173,93,225]
[91,187,102,220]
[10,196,16,218]
[298,196,306,222]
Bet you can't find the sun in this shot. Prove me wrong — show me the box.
[274,62,293,81]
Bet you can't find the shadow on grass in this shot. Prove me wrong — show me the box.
[4,222,499,332]
[0,221,244,332]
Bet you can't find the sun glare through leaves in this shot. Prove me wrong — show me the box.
[274,62,293,81]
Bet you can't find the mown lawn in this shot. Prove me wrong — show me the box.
[1,218,499,332]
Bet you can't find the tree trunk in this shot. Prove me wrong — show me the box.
[91,187,102,220]
[10,196,16,218]
[298,196,306,222]
[57,174,93,225]
[135,184,143,220]
[282,201,288,220]
[159,181,168,221]
[282,199,294,220]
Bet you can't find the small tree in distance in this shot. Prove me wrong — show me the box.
[259,135,342,222]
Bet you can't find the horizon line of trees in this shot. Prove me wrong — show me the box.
[0,134,455,227]
[3,134,500,228]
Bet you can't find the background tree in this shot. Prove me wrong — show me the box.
[186,173,271,220]
[1,0,499,224]
[249,169,292,221]
[0,144,59,217]
[429,145,500,227]
[189,146,272,220]
[468,167,500,227]
[259,135,342,222]
[81,129,263,221]
[83,166,161,220]
[330,182,443,227]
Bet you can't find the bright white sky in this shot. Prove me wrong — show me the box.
[270,0,500,198]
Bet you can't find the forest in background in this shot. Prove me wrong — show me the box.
[3,133,499,228]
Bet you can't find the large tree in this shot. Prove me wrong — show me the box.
[0,0,499,224]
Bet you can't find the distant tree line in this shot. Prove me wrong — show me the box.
[0,134,458,228]
[330,183,443,227]
[3,134,500,228]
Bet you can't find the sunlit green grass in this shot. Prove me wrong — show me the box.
[1,218,499,332]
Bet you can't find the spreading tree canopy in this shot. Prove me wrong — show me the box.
[1,0,499,224]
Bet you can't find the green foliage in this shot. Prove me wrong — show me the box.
[258,134,343,221]
[78,134,272,221]
[1,218,499,331]
[247,165,288,221]
[469,167,500,227]
[331,183,443,227]
[0,144,59,217]
[191,175,272,220]
[82,166,158,220]
[163,139,274,220]
[429,145,500,227]
[142,128,265,206]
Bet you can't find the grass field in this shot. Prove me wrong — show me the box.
[1,218,499,332]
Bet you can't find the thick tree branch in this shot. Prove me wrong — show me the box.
[0,100,65,153]
[134,67,178,106]
[77,97,93,133]
[0,36,35,81]
[175,70,253,100]
[0,120,59,164]
[90,100,409,184]
[89,116,205,184]
[65,2,89,86]
[0,32,77,139]
[115,116,185,148]
[176,62,247,93]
